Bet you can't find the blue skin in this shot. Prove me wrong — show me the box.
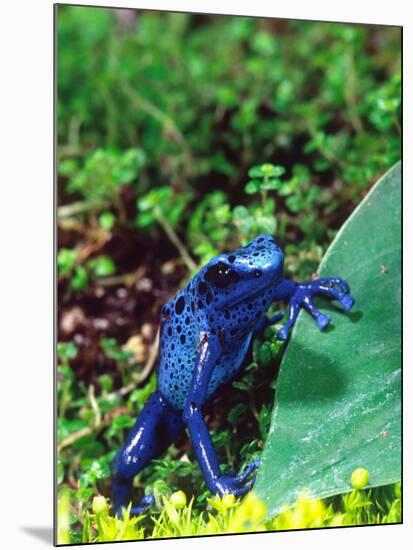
[112,234,354,517]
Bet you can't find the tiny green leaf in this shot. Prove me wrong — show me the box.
[232,205,250,220]
[89,256,116,278]
[70,266,88,290]
[57,341,78,361]
[58,248,78,276]
[260,179,281,191]
[99,211,116,230]
[244,180,261,194]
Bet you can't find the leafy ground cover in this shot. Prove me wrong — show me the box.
[58,482,401,543]
[56,6,401,544]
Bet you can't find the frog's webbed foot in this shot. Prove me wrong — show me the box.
[277,276,354,341]
[116,494,155,519]
[211,458,261,498]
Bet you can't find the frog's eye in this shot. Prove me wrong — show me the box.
[205,262,240,289]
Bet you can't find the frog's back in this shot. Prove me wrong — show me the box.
[156,282,252,411]
[157,286,200,411]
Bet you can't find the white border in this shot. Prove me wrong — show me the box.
[1,1,411,549]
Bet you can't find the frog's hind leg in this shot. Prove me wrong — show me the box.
[112,390,184,518]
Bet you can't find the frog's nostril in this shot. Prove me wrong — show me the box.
[254,270,263,278]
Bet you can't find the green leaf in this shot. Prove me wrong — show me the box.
[377,98,400,112]
[248,166,265,178]
[244,180,261,194]
[100,338,132,362]
[57,341,78,361]
[255,163,401,517]
[135,210,156,229]
[57,248,78,276]
[232,205,250,220]
[79,459,111,488]
[59,158,78,177]
[112,415,135,430]
[99,211,116,230]
[88,256,116,278]
[58,418,89,441]
[255,215,277,235]
[248,164,285,179]
[261,164,285,178]
[258,341,273,367]
[228,403,248,426]
[260,179,281,191]
[98,373,113,393]
[76,488,95,503]
[138,187,171,211]
[70,265,88,290]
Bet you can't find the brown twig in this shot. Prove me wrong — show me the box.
[77,233,110,262]
[58,201,101,218]
[135,328,160,384]
[95,267,145,288]
[58,425,96,453]
[154,207,198,272]
[120,79,193,177]
[58,384,107,452]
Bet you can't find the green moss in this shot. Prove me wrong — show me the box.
[58,482,401,544]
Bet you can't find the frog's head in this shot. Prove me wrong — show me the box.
[198,234,284,311]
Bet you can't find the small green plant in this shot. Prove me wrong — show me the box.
[245,163,286,204]
[231,163,283,243]
[87,256,116,278]
[82,498,145,542]
[57,481,401,544]
[59,148,145,224]
[57,248,89,290]
[136,186,197,271]
[57,248,116,291]
[188,191,233,264]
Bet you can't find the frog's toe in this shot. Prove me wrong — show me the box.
[212,468,258,498]
[227,478,256,497]
[234,478,256,496]
[341,293,355,312]
[133,494,155,515]
[318,276,350,295]
[316,313,331,331]
[116,494,155,518]
[277,326,289,341]
[233,458,261,485]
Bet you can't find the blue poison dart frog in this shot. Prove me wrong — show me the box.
[112,234,354,517]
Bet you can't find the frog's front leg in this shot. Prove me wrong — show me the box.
[273,277,355,340]
[183,333,259,497]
